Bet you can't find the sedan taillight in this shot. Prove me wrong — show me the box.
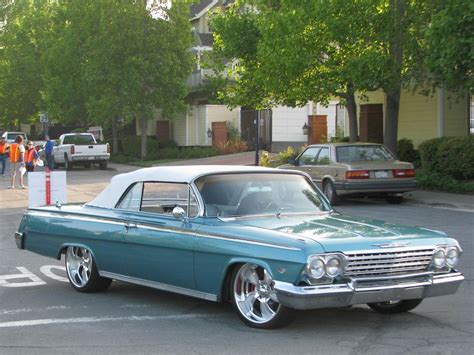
[393,169,416,178]
[346,170,370,179]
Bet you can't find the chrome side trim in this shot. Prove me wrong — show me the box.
[194,231,302,251]
[99,271,217,302]
[27,210,125,227]
[26,210,301,251]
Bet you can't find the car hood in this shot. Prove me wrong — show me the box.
[230,213,448,253]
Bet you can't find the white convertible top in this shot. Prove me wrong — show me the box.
[87,165,294,209]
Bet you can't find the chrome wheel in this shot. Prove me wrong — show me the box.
[233,264,281,325]
[66,246,93,288]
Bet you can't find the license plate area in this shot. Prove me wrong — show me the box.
[375,170,389,179]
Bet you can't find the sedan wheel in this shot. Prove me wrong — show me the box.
[65,246,112,292]
[323,180,338,205]
[231,263,293,329]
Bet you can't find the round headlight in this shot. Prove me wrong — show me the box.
[326,256,343,278]
[309,258,325,279]
[446,248,459,268]
[433,249,446,268]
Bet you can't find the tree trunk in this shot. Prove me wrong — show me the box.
[384,91,401,156]
[140,114,147,160]
[345,94,358,142]
[112,118,118,154]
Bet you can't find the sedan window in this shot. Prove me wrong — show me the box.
[298,147,320,166]
[336,145,394,162]
[315,147,330,165]
[141,182,198,217]
[116,182,143,211]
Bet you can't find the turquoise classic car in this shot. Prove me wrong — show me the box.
[15,166,464,329]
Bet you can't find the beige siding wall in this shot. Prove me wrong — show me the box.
[187,107,198,146]
[206,105,240,146]
[444,95,469,137]
[171,112,187,146]
[398,91,438,146]
[135,109,164,136]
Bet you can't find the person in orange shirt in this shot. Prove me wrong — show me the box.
[25,141,39,173]
[0,136,8,176]
[9,135,26,189]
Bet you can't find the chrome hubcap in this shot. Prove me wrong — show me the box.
[66,246,92,288]
[233,264,280,324]
[324,184,333,200]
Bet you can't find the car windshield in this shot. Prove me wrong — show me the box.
[7,133,25,140]
[63,135,95,145]
[195,173,330,217]
[336,145,393,162]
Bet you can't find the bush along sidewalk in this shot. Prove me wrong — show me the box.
[415,136,474,194]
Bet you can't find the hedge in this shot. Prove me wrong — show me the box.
[418,136,474,180]
[397,138,419,166]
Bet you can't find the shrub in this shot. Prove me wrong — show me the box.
[226,121,240,140]
[120,136,179,159]
[271,146,302,166]
[259,151,271,167]
[416,170,474,194]
[397,138,420,166]
[216,138,249,154]
[419,136,474,179]
[329,136,350,143]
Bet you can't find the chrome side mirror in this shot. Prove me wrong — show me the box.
[172,206,188,222]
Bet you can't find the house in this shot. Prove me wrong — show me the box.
[137,1,471,152]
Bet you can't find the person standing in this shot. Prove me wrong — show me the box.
[9,135,26,189]
[44,135,54,171]
[0,137,8,176]
[25,141,39,173]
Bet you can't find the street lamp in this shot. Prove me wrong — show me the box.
[302,123,309,135]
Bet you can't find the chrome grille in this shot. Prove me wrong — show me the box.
[344,248,435,277]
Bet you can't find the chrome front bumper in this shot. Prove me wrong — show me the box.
[274,272,464,310]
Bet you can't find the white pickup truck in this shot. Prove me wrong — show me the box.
[52,133,110,170]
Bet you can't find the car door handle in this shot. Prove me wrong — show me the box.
[125,222,138,232]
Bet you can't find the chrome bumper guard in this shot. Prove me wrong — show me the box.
[15,232,24,249]
[274,271,464,310]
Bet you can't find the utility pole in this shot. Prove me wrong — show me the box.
[255,110,260,166]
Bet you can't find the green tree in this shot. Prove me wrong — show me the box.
[425,0,473,94]
[0,0,53,129]
[211,0,438,154]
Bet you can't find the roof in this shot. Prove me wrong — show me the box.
[88,165,301,209]
[190,0,216,19]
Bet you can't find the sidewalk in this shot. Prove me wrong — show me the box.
[404,190,474,211]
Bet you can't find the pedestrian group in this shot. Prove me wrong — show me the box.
[0,135,54,189]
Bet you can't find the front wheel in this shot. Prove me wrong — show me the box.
[231,263,294,329]
[367,299,423,314]
[65,246,112,293]
[323,180,339,205]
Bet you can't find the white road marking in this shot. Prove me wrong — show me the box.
[0,314,207,328]
[0,267,46,287]
[40,265,68,282]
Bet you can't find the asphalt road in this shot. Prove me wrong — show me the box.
[0,165,473,354]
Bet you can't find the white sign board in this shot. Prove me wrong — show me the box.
[28,171,67,208]
[39,113,48,123]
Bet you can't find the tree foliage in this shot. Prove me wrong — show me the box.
[425,0,474,94]
[211,0,444,153]
[0,0,193,157]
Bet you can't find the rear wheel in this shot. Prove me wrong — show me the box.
[64,155,73,171]
[368,299,423,314]
[231,263,293,329]
[99,161,107,170]
[323,180,339,205]
[65,246,112,292]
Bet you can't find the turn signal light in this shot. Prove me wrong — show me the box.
[393,169,415,178]
[345,170,370,179]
